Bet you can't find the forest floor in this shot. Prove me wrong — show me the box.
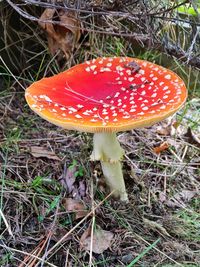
[0,16,200,267]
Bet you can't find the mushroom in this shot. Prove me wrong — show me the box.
[25,57,187,202]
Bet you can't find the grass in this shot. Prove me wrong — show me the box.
[0,6,200,266]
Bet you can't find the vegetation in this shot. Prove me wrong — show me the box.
[0,1,200,266]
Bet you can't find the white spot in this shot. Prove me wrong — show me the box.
[93,71,97,75]
[68,107,77,113]
[114,92,120,98]
[107,63,112,67]
[151,93,157,97]
[139,69,145,75]
[141,77,146,82]
[160,105,166,109]
[75,114,82,119]
[52,109,57,113]
[100,67,111,72]
[165,74,171,80]
[90,65,97,71]
[123,115,130,119]
[152,77,158,81]
[77,104,84,109]
[31,104,38,108]
[137,112,145,115]
[39,95,52,102]
[159,82,164,86]
[130,108,136,112]
[113,118,118,122]
[141,90,146,96]
[128,77,134,82]
[62,113,66,116]
[142,106,149,111]
[163,95,169,99]
[83,111,91,116]
[91,119,98,122]
[116,66,124,72]
[85,67,90,72]
[163,86,169,90]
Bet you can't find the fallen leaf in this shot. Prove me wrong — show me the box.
[59,161,86,198]
[153,141,170,154]
[80,226,114,254]
[39,8,81,59]
[166,190,197,208]
[63,198,88,219]
[59,162,76,193]
[30,146,60,160]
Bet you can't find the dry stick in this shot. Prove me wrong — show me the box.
[19,231,52,267]
[89,180,95,267]
[45,191,115,257]
[0,208,14,237]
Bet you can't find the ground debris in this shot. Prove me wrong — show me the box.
[166,190,198,208]
[63,197,88,219]
[30,146,61,160]
[153,141,170,154]
[143,218,170,237]
[80,225,114,254]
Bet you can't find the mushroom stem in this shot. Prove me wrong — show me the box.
[91,133,128,202]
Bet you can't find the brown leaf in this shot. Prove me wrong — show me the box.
[80,226,114,254]
[39,8,81,59]
[59,163,76,193]
[30,146,60,161]
[166,190,197,208]
[153,141,170,154]
[63,198,88,220]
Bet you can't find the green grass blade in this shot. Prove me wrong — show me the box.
[126,238,160,267]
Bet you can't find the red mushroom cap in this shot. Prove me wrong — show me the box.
[25,57,187,133]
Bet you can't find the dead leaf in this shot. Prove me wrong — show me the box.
[166,190,197,208]
[39,8,81,59]
[63,198,88,219]
[30,146,60,161]
[153,141,170,154]
[59,162,76,193]
[80,226,114,254]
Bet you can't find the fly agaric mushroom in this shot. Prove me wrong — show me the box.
[25,57,187,202]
